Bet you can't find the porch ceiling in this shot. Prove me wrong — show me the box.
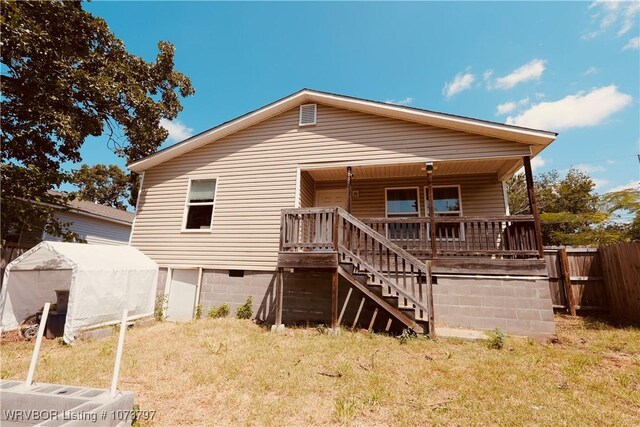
[304,158,521,181]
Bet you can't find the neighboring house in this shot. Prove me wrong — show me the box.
[44,197,134,245]
[1,195,134,279]
[128,89,558,337]
[5,195,134,247]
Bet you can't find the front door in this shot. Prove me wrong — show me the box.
[315,188,347,209]
[166,269,199,321]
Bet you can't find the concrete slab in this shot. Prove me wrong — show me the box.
[435,326,487,340]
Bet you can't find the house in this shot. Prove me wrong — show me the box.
[4,194,134,248]
[1,195,134,279]
[128,89,558,337]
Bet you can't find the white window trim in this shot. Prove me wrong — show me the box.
[181,176,219,233]
[299,103,317,126]
[385,187,421,241]
[424,184,464,241]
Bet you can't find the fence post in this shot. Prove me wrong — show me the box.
[559,247,576,316]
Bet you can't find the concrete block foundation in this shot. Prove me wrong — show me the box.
[156,267,556,337]
[433,275,556,337]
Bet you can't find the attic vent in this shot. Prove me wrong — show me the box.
[299,104,317,126]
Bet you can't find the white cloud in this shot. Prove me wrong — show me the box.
[496,97,530,115]
[160,118,194,143]
[592,178,610,190]
[624,36,640,50]
[531,156,545,171]
[607,159,616,164]
[572,163,607,174]
[506,85,632,130]
[582,66,599,76]
[384,97,414,106]
[619,1,640,36]
[494,59,546,90]
[496,102,518,115]
[483,70,494,82]
[606,180,640,193]
[583,1,640,39]
[442,72,476,99]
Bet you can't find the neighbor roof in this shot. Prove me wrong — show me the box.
[128,89,558,173]
[48,191,134,225]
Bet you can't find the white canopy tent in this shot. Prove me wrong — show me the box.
[1,242,158,343]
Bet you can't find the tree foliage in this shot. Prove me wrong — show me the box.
[1,0,194,241]
[71,164,130,210]
[507,168,639,246]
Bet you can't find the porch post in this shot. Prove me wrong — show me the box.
[523,155,544,258]
[426,162,437,258]
[331,269,339,331]
[346,166,353,213]
[273,267,284,331]
[331,207,340,332]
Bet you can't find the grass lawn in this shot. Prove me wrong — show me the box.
[2,315,639,426]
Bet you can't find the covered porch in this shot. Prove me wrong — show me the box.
[292,155,543,262]
[274,155,548,336]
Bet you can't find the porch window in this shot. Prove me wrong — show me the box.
[385,188,420,240]
[183,179,217,230]
[425,185,463,240]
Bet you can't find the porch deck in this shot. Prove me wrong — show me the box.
[278,207,547,276]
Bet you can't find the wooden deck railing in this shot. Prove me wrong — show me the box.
[281,209,540,258]
[362,215,539,258]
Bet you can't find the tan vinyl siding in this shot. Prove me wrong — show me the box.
[315,174,507,219]
[132,104,527,270]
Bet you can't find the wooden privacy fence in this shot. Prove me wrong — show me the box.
[545,247,607,314]
[545,243,640,322]
[600,242,640,322]
[1,242,31,282]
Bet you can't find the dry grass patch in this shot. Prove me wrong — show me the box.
[2,315,639,426]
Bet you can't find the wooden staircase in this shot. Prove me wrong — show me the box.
[276,207,435,336]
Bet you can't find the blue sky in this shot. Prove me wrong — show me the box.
[77,1,639,198]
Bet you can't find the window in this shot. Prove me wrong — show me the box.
[385,188,420,240]
[183,179,217,230]
[425,185,463,239]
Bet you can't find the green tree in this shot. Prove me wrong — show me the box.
[71,164,130,210]
[1,0,194,241]
[507,168,629,246]
[601,188,640,241]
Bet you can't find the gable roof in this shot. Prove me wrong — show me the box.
[128,89,558,173]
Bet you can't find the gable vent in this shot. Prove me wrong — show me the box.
[299,103,317,126]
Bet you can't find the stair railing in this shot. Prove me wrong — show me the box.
[335,208,434,331]
[280,207,434,333]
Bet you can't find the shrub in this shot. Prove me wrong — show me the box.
[236,296,253,319]
[154,295,167,322]
[208,303,230,319]
[486,328,505,350]
[195,304,203,320]
[398,328,418,344]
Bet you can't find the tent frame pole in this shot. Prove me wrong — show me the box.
[25,302,50,387]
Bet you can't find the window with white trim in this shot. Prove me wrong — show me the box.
[425,185,463,240]
[385,188,420,240]
[184,179,216,230]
